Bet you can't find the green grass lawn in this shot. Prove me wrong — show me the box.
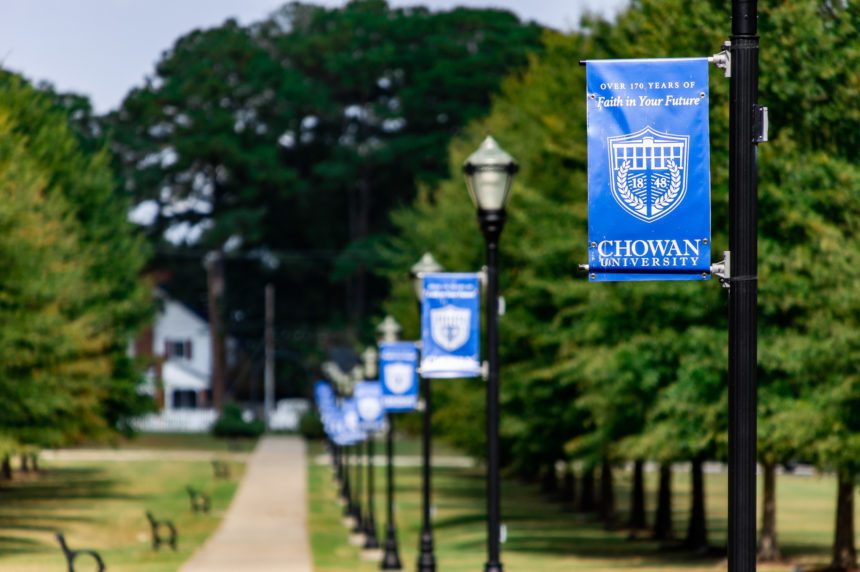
[78,432,258,452]
[0,437,245,571]
[309,440,859,571]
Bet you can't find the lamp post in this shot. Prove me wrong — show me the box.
[362,348,381,550]
[463,136,518,572]
[411,252,444,572]
[351,365,365,536]
[728,2,759,570]
[378,316,404,569]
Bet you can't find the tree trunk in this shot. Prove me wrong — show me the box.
[540,461,558,495]
[560,463,576,507]
[580,466,596,512]
[629,459,647,530]
[685,457,708,552]
[600,456,616,530]
[653,462,673,541]
[20,454,29,473]
[831,468,857,571]
[30,454,38,472]
[1,455,11,480]
[757,461,780,561]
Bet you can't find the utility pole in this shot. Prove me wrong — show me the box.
[205,250,226,410]
[264,283,276,427]
[728,1,760,571]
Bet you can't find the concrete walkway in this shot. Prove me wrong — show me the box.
[181,436,312,572]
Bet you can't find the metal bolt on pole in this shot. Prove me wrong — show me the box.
[728,1,759,571]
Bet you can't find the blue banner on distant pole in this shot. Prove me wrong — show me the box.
[586,58,711,281]
[354,381,385,433]
[420,273,481,378]
[379,342,419,412]
[339,398,365,444]
[313,380,338,437]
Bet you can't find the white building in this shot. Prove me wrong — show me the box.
[130,289,307,432]
[130,289,218,414]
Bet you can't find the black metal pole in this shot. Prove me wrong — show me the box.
[729,2,759,571]
[417,364,436,571]
[365,434,380,548]
[480,209,505,572]
[343,445,353,519]
[353,442,365,534]
[381,416,403,569]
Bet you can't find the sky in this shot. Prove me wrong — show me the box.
[0,0,627,113]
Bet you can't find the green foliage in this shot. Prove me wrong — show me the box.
[380,0,860,499]
[108,0,544,351]
[0,71,153,447]
[212,403,266,438]
[299,409,325,440]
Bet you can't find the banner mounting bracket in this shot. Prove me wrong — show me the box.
[711,251,731,288]
[708,41,732,78]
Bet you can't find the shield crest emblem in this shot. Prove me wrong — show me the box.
[357,397,382,422]
[607,126,689,223]
[384,363,414,395]
[430,305,471,352]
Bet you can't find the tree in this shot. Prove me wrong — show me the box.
[0,71,152,447]
[109,1,544,369]
[381,1,860,567]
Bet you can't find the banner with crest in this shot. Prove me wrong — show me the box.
[420,273,481,379]
[354,381,385,433]
[379,341,420,412]
[585,58,711,281]
[333,397,365,446]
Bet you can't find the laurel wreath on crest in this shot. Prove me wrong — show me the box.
[616,159,681,214]
[652,159,682,212]
[615,160,646,213]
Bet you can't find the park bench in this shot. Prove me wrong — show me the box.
[211,459,231,480]
[186,486,211,514]
[145,511,178,551]
[55,532,105,572]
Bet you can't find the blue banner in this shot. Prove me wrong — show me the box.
[353,381,385,433]
[421,273,481,378]
[586,58,711,281]
[313,380,337,437]
[379,341,420,412]
[337,398,365,445]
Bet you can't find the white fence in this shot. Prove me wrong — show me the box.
[132,399,310,433]
[268,399,310,431]
[132,409,219,433]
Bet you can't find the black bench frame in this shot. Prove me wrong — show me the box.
[211,460,231,480]
[145,511,177,551]
[55,532,105,572]
[186,486,211,514]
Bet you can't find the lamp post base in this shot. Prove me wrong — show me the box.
[417,530,436,572]
[484,563,504,572]
[380,529,402,570]
[363,515,380,549]
[352,507,364,534]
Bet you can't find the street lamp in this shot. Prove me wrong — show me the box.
[361,348,381,550]
[378,316,403,570]
[463,135,518,572]
[350,365,366,537]
[411,252,444,572]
